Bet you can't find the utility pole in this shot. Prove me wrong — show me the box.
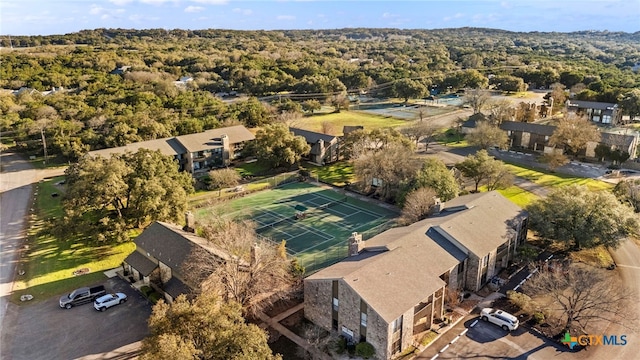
[40,127,48,164]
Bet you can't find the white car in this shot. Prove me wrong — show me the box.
[480,308,519,331]
[93,293,127,311]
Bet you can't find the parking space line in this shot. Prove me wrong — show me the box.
[439,344,449,353]
[470,319,478,327]
[430,354,439,360]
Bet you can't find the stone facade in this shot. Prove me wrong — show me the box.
[303,280,332,330]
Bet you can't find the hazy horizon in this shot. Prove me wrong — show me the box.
[1,0,638,36]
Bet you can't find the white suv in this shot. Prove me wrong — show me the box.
[480,308,519,331]
[94,293,127,311]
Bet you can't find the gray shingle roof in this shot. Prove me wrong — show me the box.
[88,125,254,158]
[499,121,556,136]
[600,132,637,149]
[134,221,232,276]
[124,250,158,276]
[306,191,524,323]
[290,128,338,144]
[164,276,191,299]
[567,100,617,111]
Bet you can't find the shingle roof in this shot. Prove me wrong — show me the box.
[88,125,254,158]
[306,191,525,323]
[176,125,255,152]
[600,132,637,149]
[124,250,158,276]
[164,276,191,299]
[567,100,617,111]
[134,221,232,275]
[499,121,556,136]
[290,128,338,144]
[89,137,187,158]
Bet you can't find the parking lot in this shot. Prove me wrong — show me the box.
[4,276,151,360]
[417,315,577,360]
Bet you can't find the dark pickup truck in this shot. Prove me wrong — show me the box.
[59,285,106,309]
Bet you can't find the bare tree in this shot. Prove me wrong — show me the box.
[400,187,437,225]
[321,121,335,135]
[354,144,420,201]
[486,98,514,124]
[463,89,491,114]
[524,265,634,334]
[182,218,297,316]
[275,110,303,128]
[400,121,439,151]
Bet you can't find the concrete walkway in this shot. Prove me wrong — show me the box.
[257,305,333,360]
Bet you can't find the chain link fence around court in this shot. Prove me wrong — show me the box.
[297,219,398,275]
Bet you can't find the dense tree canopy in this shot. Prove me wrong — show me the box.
[2,28,639,160]
[456,149,512,192]
[549,115,601,158]
[141,293,281,360]
[62,148,194,242]
[527,185,638,249]
[249,123,310,168]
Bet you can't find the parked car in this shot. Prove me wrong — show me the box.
[480,308,519,331]
[94,293,128,311]
[59,285,106,309]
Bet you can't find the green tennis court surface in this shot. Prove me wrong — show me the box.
[195,181,398,273]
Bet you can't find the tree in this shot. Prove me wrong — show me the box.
[207,168,240,190]
[613,179,640,212]
[456,149,511,192]
[393,78,427,103]
[228,97,272,127]
[466,121,508,150]
[400,187,437,225]
[400,121,438,150]
[549,115,600,158]
[524,265,632,334]
[487,98,514,124]
[539,151,569,172]
[341,128,413,160]
[140,293,281,360]
[354,144,420,201]
[527,185,638,250]
[463,89,491,114]
[620,89,640,122]
[301,99,321,114]
[548,82,567,111]
[328,93,350,113]
[182,218,296,315]
[249,123,310,168]
[515,102,536,123]
[63,149,194,241]
[414,158,459,201]
[490,75,526,93]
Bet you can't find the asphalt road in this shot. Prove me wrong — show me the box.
[0,152,38,340]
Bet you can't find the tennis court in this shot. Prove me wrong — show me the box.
[196,181,398,273]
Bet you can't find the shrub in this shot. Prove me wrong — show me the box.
[507,290,533,313]
[140,286,152,297]
[148,292,163,304]
[334,336,347,354]
[355,342,375,359]
[533,312,545,324]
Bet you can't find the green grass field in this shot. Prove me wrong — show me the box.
[193,181,398,273]
[304,161,356,187]
[504,163,613,191]
[294,111,408,135]
[11,176,135,304]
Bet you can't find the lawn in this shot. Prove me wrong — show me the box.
[504,163,613,191]
[11,176,136,303]
[294,111,408,135]
[494,186,540,208]
[303,161,355,187]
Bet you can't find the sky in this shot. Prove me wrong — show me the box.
[1,0,638,36]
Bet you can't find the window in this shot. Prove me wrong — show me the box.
[602,115,612,124]
[457,261,465,274]
[482,254,489,268]
[392,316,402,334]
[332,298,339,312]
[361,313,367,327]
